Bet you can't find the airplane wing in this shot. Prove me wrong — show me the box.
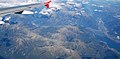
[0,3,42,17]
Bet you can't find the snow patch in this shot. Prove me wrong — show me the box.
[40,3,62,18]
[60,3,65,6]
[74,3,81,8]
[91,4,97,7]
[51,3,62,10]
[0,17,3,21]
[94,9,102,12]
[82,0,89,4]
[40,10,51,18]
[76,12,81,15]
[117,36,120,40]
[99,5,104,8]
[40,11,50,16]
[66,1,75,5]
[114,32,117,34]
[94,9,98,11]
[4,16,11,21]
[0,21,5,25]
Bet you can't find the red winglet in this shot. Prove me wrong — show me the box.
[44,0,52,8]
